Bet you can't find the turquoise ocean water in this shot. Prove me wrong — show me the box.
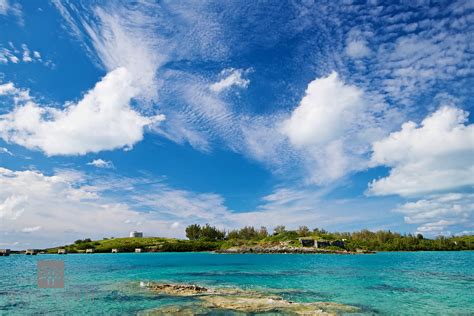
[0,252,473,315]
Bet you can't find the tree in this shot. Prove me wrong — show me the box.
[417,233,424,240]
[186,224,201,240]
[258,226,268,239]
[227,230,240,240]
[296,226,310,236]
[239,226,258,239]
[274,225,286,235]
[200,224,225,241]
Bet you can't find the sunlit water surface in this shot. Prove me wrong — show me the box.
[0,252,473,315]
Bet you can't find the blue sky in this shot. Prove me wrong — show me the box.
[0,0,473,248]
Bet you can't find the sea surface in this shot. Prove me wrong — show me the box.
[0,251,473,315]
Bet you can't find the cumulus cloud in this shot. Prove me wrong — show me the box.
[282,72,364,147]
[279,72,391,183]
[0,194,27,220]
[369,106,474,196]
[0,68,165,156]
[0,81,30,103]
[87,159,114,169]
[210,68,250,92]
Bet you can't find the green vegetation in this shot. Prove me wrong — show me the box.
[185,224,225,241]
[215,225,474,252]
[44,225,474,254]
[45,237,182,254]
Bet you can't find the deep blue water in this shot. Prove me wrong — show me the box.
[0,252,473,315]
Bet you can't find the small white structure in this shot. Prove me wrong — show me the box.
[85,248,94,254]
[135,248,142,253]
[129,231,143,238]
[58,249,67,254]
[111,248,119,253]
[0,249,10,256]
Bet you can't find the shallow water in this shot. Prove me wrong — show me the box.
[0,251,473,315]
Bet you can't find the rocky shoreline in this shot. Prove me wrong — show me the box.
[215,245,374,254]
[140,282,360,315]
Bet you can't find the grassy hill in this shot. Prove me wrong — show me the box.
[45,237,221,254]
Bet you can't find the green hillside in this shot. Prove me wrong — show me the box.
[45,237,221,253]
[43,225,474,254]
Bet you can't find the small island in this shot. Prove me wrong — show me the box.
[39,225,474,254]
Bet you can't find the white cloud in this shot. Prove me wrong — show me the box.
[210,68,250,92]
[0,168,186,248]
[0,44,42,65]
[0,82,15,94]
[21,226,41,233]
[279,72,392,184]
[21,43,32,62]
[132,183,385,234]
[0,81,31,104]
[0,0,9,15]
[345,27,372,59]
[395,193,474,236]
[0,194,27,220]
[369,106,474,196]
[54,2,168,102]
[87,159,114,169]
[0,0,21,21]
[0,166,401,248]
[133,189,231,223]
[282,72,364,147]
[0,68,165,156]
[346,40,371,58]
[0,147,13,155]
[376,31,472,105]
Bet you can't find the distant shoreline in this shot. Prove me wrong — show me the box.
[4,228,472,254]
[5,249,474,256]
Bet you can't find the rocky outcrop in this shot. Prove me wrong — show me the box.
[143,282,210,296]
[141,282,360,315]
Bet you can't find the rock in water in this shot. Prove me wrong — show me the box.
[141,282,360,315]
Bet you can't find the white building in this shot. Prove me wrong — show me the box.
[129,231,143,238]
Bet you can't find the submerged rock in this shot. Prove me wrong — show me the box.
[144,282,210,296]
[141,282,359,315]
